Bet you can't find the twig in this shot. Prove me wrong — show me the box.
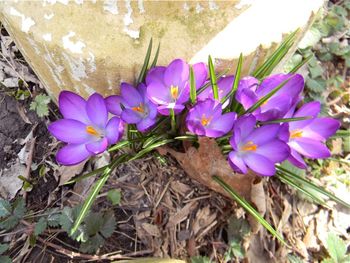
[22,135,36,200]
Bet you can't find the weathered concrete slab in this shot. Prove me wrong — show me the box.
[0,0,324,100]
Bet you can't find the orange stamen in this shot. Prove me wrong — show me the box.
[86,126,100,137]
[290,129,303,139]
[132,103,145,113]
[170,85,179,99]
[241,141,257,152]
[201,114,212,126]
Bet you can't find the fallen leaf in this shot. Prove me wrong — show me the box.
[159,138,257,200]
[0,159,25,199]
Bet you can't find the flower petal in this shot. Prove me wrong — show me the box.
[256,94,292,121]
[164,59,189,87]
[48,119,91,143]
[86,137,108,155]
[256,140,290,163]
[233,115,256,141]
[86,93,108,128]
[186,120,206,136]
[146,66,166,85]
[192,62,208,89]
[146,81,171,105]
[105,117,121,144]
[289,137,330,159]
[56,143,91,166]
[121,82,142,106]
[157,104,185,116]
[245,124,280,145]
[136,117,157,132]
[121,109,143,123]
[287,149,307,169]
[302,117,340,141]
[228,151,247,174]
[209,112,236,135]
[105,95,124,116]
[58,91,89,123]
[243,153,276,176]
[289,101,320,130]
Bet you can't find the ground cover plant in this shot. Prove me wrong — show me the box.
[0,1,349,262]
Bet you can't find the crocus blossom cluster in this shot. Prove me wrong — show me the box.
[48,58,340,177]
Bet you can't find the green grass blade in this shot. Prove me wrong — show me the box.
[208,55,219,100]
[150,42,160,68]
[276,172,328,207]
[190,66,197,104]
[129,139,174,161]
[170,108,176,133]
[143,134,167,149]
[196,69,228,96]
[174,135,197,141]
[137,38,153,84]
[330,129,350,139]
[276,166,350,209]
[259,116,312,124]
[253,30,298,79]
[70,154,129,235]
[288,54,312,74]
[222,53,243,107]
[212,175,288,246]
[243,77,292,114]
[108,140,132,152]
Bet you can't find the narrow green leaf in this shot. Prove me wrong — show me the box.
[190,66,197,104]
[259,116,312,124]
[143,134,167,149]
[70,154,129,235]
[288,54,312,73]
[174,135,197,141]
[108,140,132,152]
[208,55,219,100]
[213,176,288,246]
[276,166,350,209]
[137,38,153,84]
[222,53,243,109]
[129,139,174,161]
[150,42,160,68]
[170,108,176,133]
[244,77,292,114]
[196,69,228,96]
[276,172,328,207]
[253,30,298,79]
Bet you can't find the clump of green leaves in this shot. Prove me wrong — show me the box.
[224,215,250,261]
[29,94,51,117]
[285,2,350,104]
[0,198,26,230]
[322,233,350,263]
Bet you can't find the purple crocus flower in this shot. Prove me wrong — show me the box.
[228,115,290,176]
[236,74,304,121]
[146,59,207,115]
[48,91,123,166]
[186,99,236,138]
[282,101,340,168]
[197,75,234,103]
[105,83,157,132]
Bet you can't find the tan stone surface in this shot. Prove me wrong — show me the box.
[0,0,324,100]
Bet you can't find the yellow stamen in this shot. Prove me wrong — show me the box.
[241,141,257,152]
[132,103,145,113]
[201,114,212,126]
[170,85,179,99]
[290,129,303,139]
[86,125,100,137]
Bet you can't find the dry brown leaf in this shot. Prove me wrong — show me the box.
[57,160,87,186]
[249,178,266,233]
[167,202,197,228]
[170,180,191,197]
[141,223,161,237]
[302,219,320,251]
[192,205,217,236]
[159,137,257,200]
